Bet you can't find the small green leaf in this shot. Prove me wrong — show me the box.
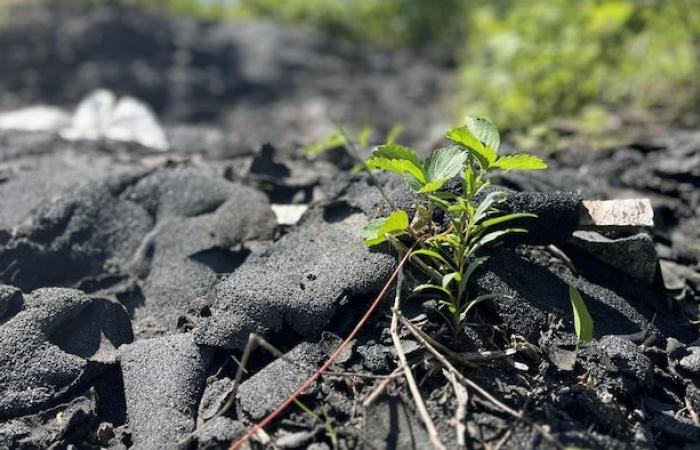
[491,153,548,171]
[460,293,502,321]
[412,249,453,269]
[410,203,432,234]
[419,146,469,193]
[303,130,346,155]
[479,212,537,229]
[385,124,404,144]
[473,191,507,223]
[366,144,426,191]
[442,272,461,289]
[463,163,478,197]
[370,143,422,168]
[468,228,527,256]
[362,209,409,247]
[569,286,594,343]
[357,125,374,147]
[445,127,497,169]
[459,256,489,294]
[414,283,454,301]
[464,116,501,153]
[423,146,469,181]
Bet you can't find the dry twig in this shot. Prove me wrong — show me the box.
[390,269,445,450]
[228,243,418,449]
[445,369,469,448]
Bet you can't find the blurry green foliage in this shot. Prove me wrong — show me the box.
[55,0,700,137]
[235,0,700,136]
[459,0,700,135]
[235,0,469,56]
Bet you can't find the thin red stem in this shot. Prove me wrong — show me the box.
[229,242,418,449]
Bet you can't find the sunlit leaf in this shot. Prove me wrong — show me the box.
[357,125,374,147]
[465,116,501,153]
[491,153,548,171]
[479,212,537,229]
[366,144,426,191]
[473,191,507,223]
[419,146,468,193]
[412,249,453,269]
[442,271,461,289]
[303,130,346,155]
[569,286,594,343]
[414,283,454,300]
[445,126,497,169]
[362,209,409,247]
[385,124,405,144]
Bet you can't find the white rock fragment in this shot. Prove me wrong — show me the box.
[271,204,308,225]
[580,199,654,228]
[0,106,71,132]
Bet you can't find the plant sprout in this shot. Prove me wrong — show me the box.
[362,116,547,337]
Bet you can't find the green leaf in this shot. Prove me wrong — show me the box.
[459,256,488,295]
[442,272,461,289]
[303,130,346,155]
[460,293,502,321]
[468,228,527,256]
[423,146,469,181]
[414,283,454,301]
[385,124,404,144]
[464,116,501,153]
[473,191,507,223]
[366,144,426,191]
[569,286,594,343]
[412,249,454,269]
[463,163,478,198]
[419,146,468,193]
[357,125,374,147]
[371,143,422,168]
[362,209,409,247]
[445,127,497,169]
[491,153,548,171]
[479,212,537,229]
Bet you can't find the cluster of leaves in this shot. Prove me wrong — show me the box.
[236,0,699,137]
[362,117,546,336]
[459,0,700,137]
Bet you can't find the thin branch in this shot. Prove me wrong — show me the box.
[229,242,419,449]
[391,269,445,450]
[394,309,564,449]
[444,369,468,449]
[395,309,520,418]
[361,366,405,408]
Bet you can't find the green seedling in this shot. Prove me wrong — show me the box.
[293,398,338,449]
[569,286,594,344]
[362,116,547,337]
[303,123,404,156]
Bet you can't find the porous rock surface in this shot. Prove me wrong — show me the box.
[0,2,698,449]
[236,342,324,420]
[194,206,396,350]
[120,333,211,449]
[0,287,131,419]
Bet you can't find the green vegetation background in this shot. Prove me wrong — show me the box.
[7,0,700,143]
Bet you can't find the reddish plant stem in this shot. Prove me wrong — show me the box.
[229,243,418,449]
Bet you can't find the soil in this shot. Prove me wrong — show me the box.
[0,2,698,450]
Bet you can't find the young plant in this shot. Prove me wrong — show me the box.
[569,286,594,344]
[362,117,547,337]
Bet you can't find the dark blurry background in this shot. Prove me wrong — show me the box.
[0,0,698,149]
